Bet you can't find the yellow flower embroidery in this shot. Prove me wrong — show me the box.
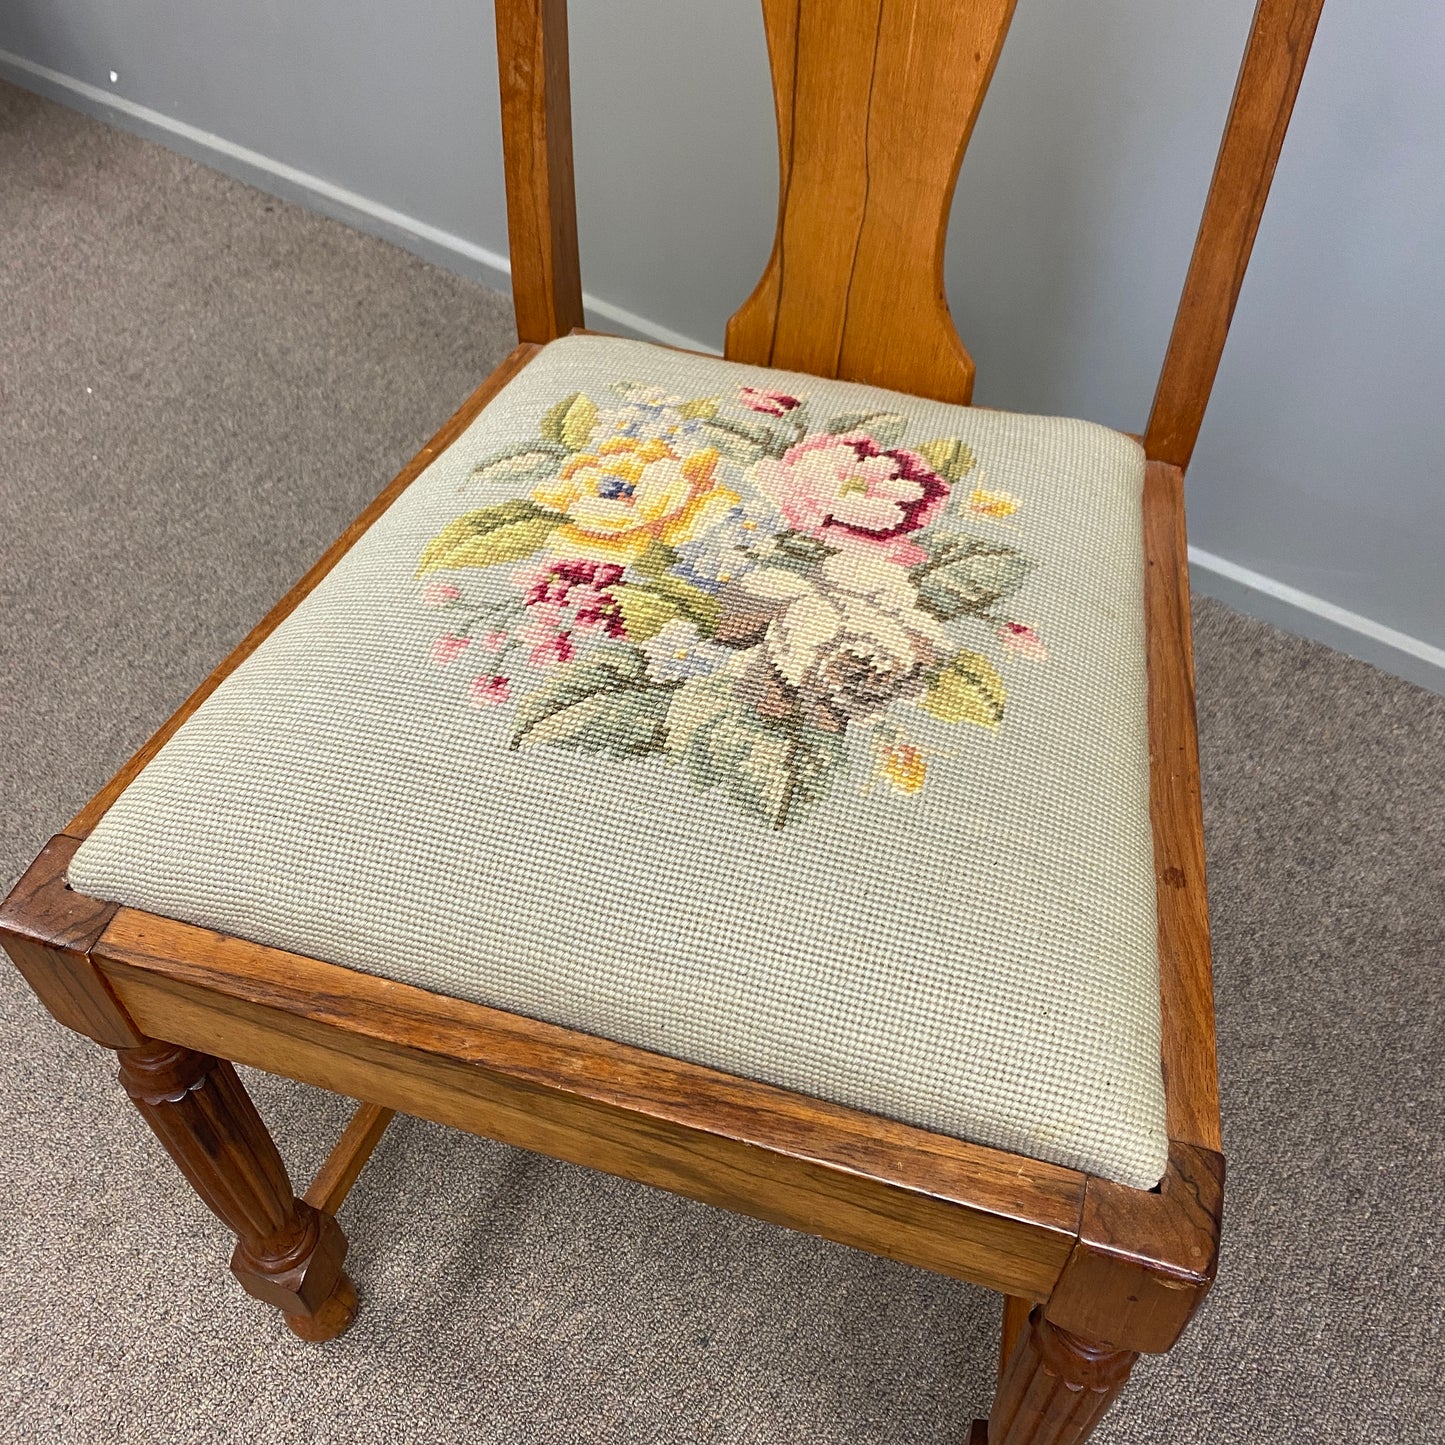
[967,487,1019,519]
[875,739,928,794]
[533,436,735,565]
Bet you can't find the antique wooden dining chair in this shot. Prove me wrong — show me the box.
[2,1,1325,1439]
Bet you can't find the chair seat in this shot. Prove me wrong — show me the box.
[69,334,1167,1189]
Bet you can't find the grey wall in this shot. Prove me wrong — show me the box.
[3,0,1442,685]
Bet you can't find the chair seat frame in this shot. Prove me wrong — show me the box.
[2,1,1325,1440]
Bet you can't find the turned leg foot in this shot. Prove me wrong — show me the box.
[974,1304,1136,1445]
[118,1040,358,1341]
[285,1270,359,1342]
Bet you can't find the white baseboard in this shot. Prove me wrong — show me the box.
[1187,548,1445,694]
[5,48,1441,696]
[0,46,713,355]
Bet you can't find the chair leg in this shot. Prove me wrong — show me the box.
[116,1039,357,1341]
[976,1304,1137,1445]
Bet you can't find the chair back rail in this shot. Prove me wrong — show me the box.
[494,0,1325,464]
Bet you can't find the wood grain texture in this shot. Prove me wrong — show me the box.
[90,906,1086,1301]
[1045,1142,1225,1355]
[304,1103,396,1217]
[495,0,585,342]
[726,0,1018,403]
[999,1294,1034,1383]
[67,343,542,839]
[0,835,139,1047]
[117,1038,357,1340]
[987,1306,1137,1445]
[1143,461,1222,1152]
[1145,0,1327,469]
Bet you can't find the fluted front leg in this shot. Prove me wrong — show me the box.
[117,1040,357,1341]
[985,1306,1136,1445]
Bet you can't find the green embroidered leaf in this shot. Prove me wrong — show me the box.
[416,499,562,576]
[470,443,570,486]
[917,437,977,482]
[614,578,721,641]
[614,585,680,642]
[649,576,722,633]
[538,392,599,450]
[762,530,839,570]
[827,411,908,447]
[519,689,674,756]
[921,651,1006,730]
[677,397,720,421]
[512,649,672,755]
[910,536,1033,620]
[627,540,682,582]
[666,675,845,828]
[700,418,774,464]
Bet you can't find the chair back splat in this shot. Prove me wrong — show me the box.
[725,0,1018,404]
[495,0,1326,456]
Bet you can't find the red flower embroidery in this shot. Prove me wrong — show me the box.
[739,386,801,416]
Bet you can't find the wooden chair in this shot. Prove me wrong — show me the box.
[1,1,1325,1439]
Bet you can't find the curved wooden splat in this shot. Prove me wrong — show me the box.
[726,0,1018,403]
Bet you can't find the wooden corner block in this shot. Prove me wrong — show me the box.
[1043,1142,1224,1354]
[0,834,144,1048]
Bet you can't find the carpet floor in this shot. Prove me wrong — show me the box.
[1,81,1442,1445]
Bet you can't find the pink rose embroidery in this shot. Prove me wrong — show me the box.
[529,634,575,668]
[999,622,1048,660]
[739,386,801,417]
[751,431,948,567]
[421,581,461,608]
[430,634,472,666]
[468,674,511,707]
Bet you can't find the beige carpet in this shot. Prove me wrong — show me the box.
[2,81,1442,1444]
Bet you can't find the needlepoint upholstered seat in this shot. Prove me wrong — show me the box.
[68,335,1167,1189]
[1,2,1326,1441]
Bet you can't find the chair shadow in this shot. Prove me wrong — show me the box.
[315,1102,1001,1442]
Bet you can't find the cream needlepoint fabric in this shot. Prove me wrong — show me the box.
[70,335,1169,1189]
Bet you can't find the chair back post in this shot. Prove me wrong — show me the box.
[495,0,584,343]
[492,0,1326,449]
[1145,0,1327,470]
[726,0,1019,405]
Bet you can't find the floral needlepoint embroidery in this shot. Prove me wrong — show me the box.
[430,634,471,666]
[739,386,802,416]
[751,432,950,568]
[640,620,732,684]
[967,486,1019,519]
[874,736,928,794]
[1000,622,1049,660]
[421,581,461,608]
[416,378,1040,827]
[469,674,511,707]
